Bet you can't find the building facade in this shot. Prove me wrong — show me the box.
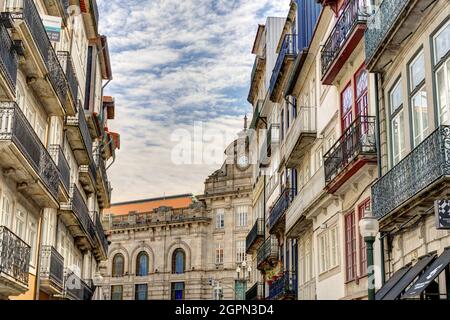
[0,0,117,300]
[99,134,253,300]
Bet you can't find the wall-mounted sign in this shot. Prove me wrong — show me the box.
[42,15,62,42]
[435,200,450,229]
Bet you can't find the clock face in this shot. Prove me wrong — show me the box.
[237,155,249,169]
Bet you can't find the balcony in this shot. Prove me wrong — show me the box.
[0,21,18,100]
[63,268,94,300]
[60,185,97,251]
[0,226,31,299]
[324,116,376,194]
[246,218,264,254]
[268,188,294,234]
[0,103,59,208]
[49,145,70,201]
[373,126,450,225]
[58,51,79,114]
[95,152,111,209]
[246,282,264,300]
[65,111,93,166]
[269,34,297,102]
[320,0,368,85]
[285,106,317,168]
[2,0,68,115]
[268,272,297,300]
[249,100,265,130]
[79,161,97,195]
[365,0,435,72]
[267,124,280,158]
[247,54,266,104]
[39,246,64,295]
[257,236,279,271]
[92,211,109,261]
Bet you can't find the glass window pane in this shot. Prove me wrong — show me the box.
[390,79,403,114]
[410,52,425,89]
[436,59,450,125]
[391,111,405,165]
[411,87,429,146]
[434,22,450,64]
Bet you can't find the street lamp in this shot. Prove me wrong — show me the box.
[359,209,379,300]
[236,261,252,300]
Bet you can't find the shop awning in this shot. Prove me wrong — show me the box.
[381,254,436,300]
[402,247,450,299]
[375,265,411,300]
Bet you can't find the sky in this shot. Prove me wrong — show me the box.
[97,0,290,203]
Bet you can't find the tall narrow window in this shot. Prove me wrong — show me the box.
[172,249,186,274]
[329,226,339,269]
[136,252,149,276]
[215,242,224,265]
[318,232,329,274]
[15,209,26,240]
[171,282,185,300]
[409,51,428,146]
[345,212,357,282]
[28,216,37,266]
[216,208,224,229]
[341,85,354,132]
[358,199,371,276]
[434,22,450,125]
[112,253,125,277]
[135,284,148,300]
[236,240,246,263]
[111,285,123,300]
[355,68,369,117]
[390,79,405,166]
[235,206,248,227]
[1,194,11,228]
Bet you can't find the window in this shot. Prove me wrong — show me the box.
[111,285,123,300]
[215,209,224,229]
[1,194,11,228]
[358,199,371,276]
[235,206,248,227]
[390,79,406,165]
[28,216,37,266]
[215,242,224,265]
[329,226,339,269]
[314,147,323,173]
[171,282,185,300]
[112,253,125,277]
[172,249,186,274]
[345,212,357,282]
[15,208,26,240]
[355,68,369,117]
[341,84,354,131]
[135,284,148,300]
[281,109,285,141]
[136,252,149,276]
[434,22,450,125]
[318,226,339,275]
[236,240,245,263]
[409,51,428,146]
[318,232,329,274]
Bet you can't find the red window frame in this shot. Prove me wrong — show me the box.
[358,198,371,277]
[344,211,357,282]
[354,66,368,117]
[340,82,354,133]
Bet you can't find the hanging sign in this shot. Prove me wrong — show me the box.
[42,15,62,42]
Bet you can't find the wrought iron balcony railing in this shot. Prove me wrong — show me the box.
[49,144,71,194]
[373,126,450,219]
[0,21,18,93]
[268,271,297,300]
[93,211,108,255]
[267,123,280,157]
[0,103,59,200]
[64,268,94,300]
[269,34,297,98]
[3,0,68,111]
[39,245,64,289]
[68,185,96,244]
[324,116,376,186]
[320,0,369,79]
[58,51,79,107]
[246,218,264,253]
[268,188,294,232]
[66,111,93,159]
[365,0,409,67]
[0,226,31,286]
[246,282,264,300]
[257,236,279,268]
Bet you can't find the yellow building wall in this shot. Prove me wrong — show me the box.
[9,274,36,300]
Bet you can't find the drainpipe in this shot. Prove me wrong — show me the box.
[374,73,385,285]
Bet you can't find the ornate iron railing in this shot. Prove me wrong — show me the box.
[57,51,79,106]
[257,236,278,267]
[66,111,93,158]
[49,145,71,193]
[373,126,450,219]
[93,211,108,255]
[268,188,294,231]
[246,218,264,252]
[40,245,64,288]
[64,268,94,300]
[68,185,96,244]
[269,34,297,97]
[0,103,59,199]
[268,271,297,300]
[0,226,31,286]
[267,124,280,157]
[365,0,409,65]
[324,116,376,185]
[321,0,369,77]
[95,151,109,197]
[246,282,264,300]
[0,22,18,92]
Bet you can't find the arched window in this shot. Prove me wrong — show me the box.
[172,249,186,274]
[112,253,124,277]
[136,252,149,276]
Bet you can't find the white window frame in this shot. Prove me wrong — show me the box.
[215,242,224,265]
[235,206,248,228]
[215,208,224,229]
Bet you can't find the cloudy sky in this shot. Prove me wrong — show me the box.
[97,0,289,203]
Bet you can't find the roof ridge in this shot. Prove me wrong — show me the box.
[111,193,193,206]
